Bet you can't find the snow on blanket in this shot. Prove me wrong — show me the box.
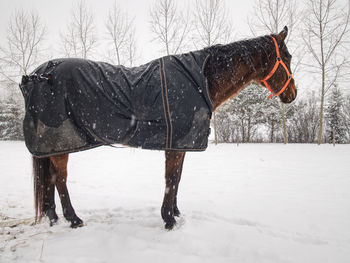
[0,141,349,263]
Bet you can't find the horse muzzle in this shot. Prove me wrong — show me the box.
[280,81,297,104]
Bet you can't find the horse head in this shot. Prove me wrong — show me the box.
[260,26,297,104]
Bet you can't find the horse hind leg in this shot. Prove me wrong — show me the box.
[33,156,58,225]
[161,151,186,230]
[46,165,59,225]
[50,154,83,228]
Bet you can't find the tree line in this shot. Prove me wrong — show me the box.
[216,84,350,143]
[0,0,349,144]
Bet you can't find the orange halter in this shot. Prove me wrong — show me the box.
[261,36,293,99]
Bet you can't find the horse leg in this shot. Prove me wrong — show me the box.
[33,157,58,225]
[172,154,185,218]
[45,165,58,225]
[49,154,83,228]
[173,179,182,217]
[161,151,186,230]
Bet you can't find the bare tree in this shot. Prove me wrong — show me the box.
[105,1,137,66]
[149,0,191,55]
[61,0,97,59]
[0,9,46,83]
[0,9,45,139]
[125,30,138,67]
[248,0,298,42]
[248,0,302,144]
[193,0,233,48]
[302,0,350,144]
[193,0,233,145]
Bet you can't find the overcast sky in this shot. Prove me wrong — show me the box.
[0,0,255,63]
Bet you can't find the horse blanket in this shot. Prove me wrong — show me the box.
[20,51,213,157]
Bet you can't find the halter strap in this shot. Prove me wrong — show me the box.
[261,36,293,99]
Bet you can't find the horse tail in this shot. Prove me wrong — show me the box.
[33,156,50,223]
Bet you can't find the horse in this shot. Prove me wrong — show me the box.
[21,27,296,230]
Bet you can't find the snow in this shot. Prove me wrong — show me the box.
[1,141,350,263]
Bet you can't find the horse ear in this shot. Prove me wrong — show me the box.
[277,26,288,42]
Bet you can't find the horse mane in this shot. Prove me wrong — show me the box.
[204,35,273,75]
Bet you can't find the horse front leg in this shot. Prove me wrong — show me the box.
[50,154,83,228]
[161,150,186,230]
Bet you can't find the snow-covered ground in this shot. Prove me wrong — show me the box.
[0,141,349,263]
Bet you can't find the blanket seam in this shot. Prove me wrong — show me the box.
[202,54,214,110]
[159,59,169,149]
[161,58,173,149]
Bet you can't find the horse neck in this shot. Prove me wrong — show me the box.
[205,36,272,110]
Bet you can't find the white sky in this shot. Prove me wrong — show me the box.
[0,0,254,64]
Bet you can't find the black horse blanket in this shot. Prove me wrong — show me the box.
[20,51,213,157]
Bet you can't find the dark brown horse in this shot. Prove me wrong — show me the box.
[31,27,296,229]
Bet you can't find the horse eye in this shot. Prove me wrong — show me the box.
[285,53,292,60]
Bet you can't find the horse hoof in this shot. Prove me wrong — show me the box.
[49,217,58,227]
[161,206,176,230]
[45,210,58,226]
[165,221,176,230]
[70,218,84,228]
